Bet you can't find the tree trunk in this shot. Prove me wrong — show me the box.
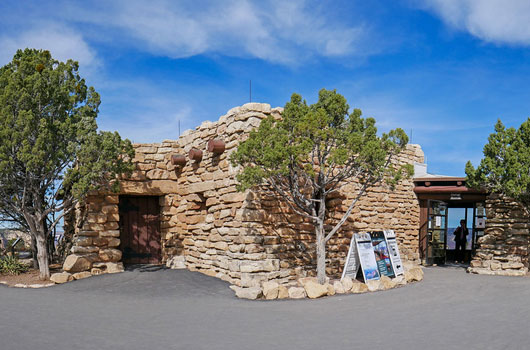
[31,235,38,269]
[316,221,326,285]
[35,232,50,280]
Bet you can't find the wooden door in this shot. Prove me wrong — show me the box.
[119,196,161,264]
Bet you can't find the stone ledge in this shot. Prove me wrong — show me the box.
[467,267,528,276]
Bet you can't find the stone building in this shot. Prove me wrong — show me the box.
[61,102,529,284]
[62,103,424,286]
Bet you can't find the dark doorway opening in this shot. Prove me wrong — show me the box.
[424,201,486,265]
[415,176,487,266]
[119,196,161,265]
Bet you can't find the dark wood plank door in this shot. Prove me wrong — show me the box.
[119,196,161,264]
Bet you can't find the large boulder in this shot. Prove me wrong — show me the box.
[50,272,73,284]
[262,281,280,300]
[63,254,92,273]
[366,280,382,292]
[277,285,289,299]
[303,281,328,299]
[341,276,354,291]
[105,262,124,274]
[288,287,306,299]
[98,248,122,262]
[326,283,335,296]
[299,276,329,287]
[230,285,262,300]
[380,276,397,290]
[333,280,346,294]
[350,282,368,294]
[166,256,186,269]
[393,276,407,286]
[405,267,424,282]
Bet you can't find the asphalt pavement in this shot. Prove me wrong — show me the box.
[1,265,529,350]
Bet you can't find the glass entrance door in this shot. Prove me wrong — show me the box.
[426,200,448,265]
[445,203,486,263]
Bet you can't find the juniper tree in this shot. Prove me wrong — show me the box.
[0,49,134,279]
[466,119,530,213]
[231,89,411,284]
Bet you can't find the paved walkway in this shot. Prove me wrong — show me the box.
[1,266,529,350]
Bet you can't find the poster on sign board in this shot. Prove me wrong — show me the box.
[355,233,380,282]
[370,231,395,278]
[341,235,360,280]
[384,229,404,276]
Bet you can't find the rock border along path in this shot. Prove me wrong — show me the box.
[229,266,424,300]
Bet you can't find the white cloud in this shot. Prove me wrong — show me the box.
[0,24,98,68]
[60,0,369,65]
[419,0,530,45]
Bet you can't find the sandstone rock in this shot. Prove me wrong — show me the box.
[71,246,99,254]
[63,254,92,273]
[29,283,54,288]
[350,282,369,293]
[98,248,122,262]
[106,238,121,248]
[469,260,482,268]
[490,261,501,271]
[277,285,289,299]
[240,260,279,273]
[405,267,424,282]
[380,276,397,290]
[50,272,73,284]
[288,286,306,299]
[326,283,335,296]
[298,276,329,287]
[230,285,262,300]
[91,268,103,275]
[500,269,527,276]
[303,280,328,299]
[333,280,346,294]
[72,271,92,280]
[262,281,280,300]
[366,280,382,292]
[402,261,415,271]
[393,276,407,286]
[502,261,524,269]
[106,262,124,273]
[100,230,120,237]
[166,256,186,269]
[341,276,354,291]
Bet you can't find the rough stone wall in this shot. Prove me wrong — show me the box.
[62,194,124,275]
[469,193,529,276]
[63,103,424,286]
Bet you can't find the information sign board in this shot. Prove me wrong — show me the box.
[355,232,380,282]
[341,234,360,280]
[370,231,395,278]
[384,229,404,276]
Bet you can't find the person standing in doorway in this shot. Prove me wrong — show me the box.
[453,219,469,263]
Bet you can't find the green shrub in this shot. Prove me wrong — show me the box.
[0,255,29,275]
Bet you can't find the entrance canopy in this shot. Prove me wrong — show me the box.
[414,176,487,266]
[414,176,486,202]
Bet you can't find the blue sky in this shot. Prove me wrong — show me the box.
[1,0,530,176]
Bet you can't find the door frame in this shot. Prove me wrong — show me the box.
[118,195,162,265]
[425,200,448,266]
